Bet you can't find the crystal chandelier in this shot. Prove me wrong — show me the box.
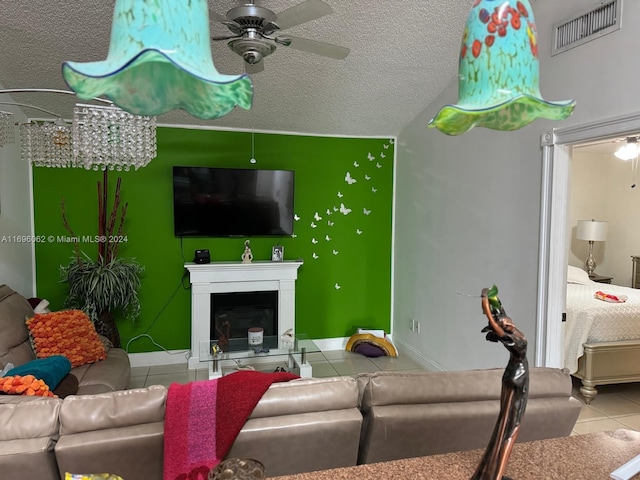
[19,119,74,168]
[0,89,157,169]
[72,104,156,171]
[0,111,15,148]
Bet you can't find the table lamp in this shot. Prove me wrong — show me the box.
[576,219,608,277]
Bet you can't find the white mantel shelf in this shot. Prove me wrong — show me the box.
[185,260,304,284]
[185,260,303,369]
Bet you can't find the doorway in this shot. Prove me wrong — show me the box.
[536,112,640,368]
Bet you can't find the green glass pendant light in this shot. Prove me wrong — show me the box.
[62,0,253,119]
[429,0,575,136]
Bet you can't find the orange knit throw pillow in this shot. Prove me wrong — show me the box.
[0,374,56,397]
[26,310,106,368]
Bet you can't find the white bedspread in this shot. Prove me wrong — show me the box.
[565,282,640,373]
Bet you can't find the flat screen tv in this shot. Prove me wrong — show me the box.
[173,166,295,237]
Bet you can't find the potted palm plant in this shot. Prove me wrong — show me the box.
[60,173,143,347]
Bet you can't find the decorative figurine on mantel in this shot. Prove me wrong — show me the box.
[241,240,253,264]
[471,285,529,480]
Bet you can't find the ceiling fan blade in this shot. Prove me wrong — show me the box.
[245,60,265,74]
[275,0,333,30]
[209,9,229,24]
[212,34,241,41]
[278,35,350,59]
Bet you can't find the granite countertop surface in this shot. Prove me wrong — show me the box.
[271,430,640,480]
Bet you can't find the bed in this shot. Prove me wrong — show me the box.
[565,265,640,403]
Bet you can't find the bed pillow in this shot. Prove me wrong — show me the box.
[26,310,107,368]
[567,265,591,285]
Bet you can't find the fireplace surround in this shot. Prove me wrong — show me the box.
[185,260,303,369]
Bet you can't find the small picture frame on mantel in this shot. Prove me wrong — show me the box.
[272,245,284,262]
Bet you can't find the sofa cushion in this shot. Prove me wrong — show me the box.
[0,395,61,440]
[6,355,72,390]
[26,310,106,368]
[0,285,37,368]
[0,396,62,480]
[71,347,131,394]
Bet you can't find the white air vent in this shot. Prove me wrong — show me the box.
[552,0,621,56]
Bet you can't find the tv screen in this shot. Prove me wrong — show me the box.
[173,166,295,237]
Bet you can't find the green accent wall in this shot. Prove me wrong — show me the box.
[32,128,394,353]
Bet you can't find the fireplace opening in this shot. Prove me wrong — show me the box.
[210,291,278,341]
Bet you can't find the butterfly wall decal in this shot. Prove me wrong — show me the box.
[313,253,319,259]
[376,163,382,169]
[311,222,317,229]
[328,220,334,226]
[356,229,363,235]
[353,161,359,167]
[326,209,332,216]
[380,152,386,158]
[340,203,352,215]
[332,249,339,255]
[363,208,371,215]
[314,212,322,221]
[335,283,341,290]
[294,214,301,221]
[367,152,375,161]
[383,144,389,149]
[345,172,357,185]
[372,187,377,193]
[325,235,331,241]
[365,175,371,180]
[312,238,318,244]
[337,191,343,198]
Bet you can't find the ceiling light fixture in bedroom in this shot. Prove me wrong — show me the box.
[614,137,640,161]
[576,219,608,277]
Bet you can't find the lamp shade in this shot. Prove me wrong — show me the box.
[576,220,608,242]
[62,0,253,119]
[428,0,575,135]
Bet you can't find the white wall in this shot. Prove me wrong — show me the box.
[393,0,640,371]
[0,94,33,297]
[569,149,640,287]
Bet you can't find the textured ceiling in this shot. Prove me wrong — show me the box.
[0,0,472,137]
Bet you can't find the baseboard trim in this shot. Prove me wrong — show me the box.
[128,350,190,368]
[312,337,350,351]
[392,338,446,372]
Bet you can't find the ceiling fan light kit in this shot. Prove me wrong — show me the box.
[61,0,253,119]
[212,0,350,74]
[429,0,575,136]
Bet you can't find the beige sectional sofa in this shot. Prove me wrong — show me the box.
[0,368,582,480]
[0,284,130,395]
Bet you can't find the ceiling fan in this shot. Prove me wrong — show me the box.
[211,0,350,73]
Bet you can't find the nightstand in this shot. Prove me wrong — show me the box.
[590,274,613,284]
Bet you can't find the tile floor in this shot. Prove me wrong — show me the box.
[128,349,426,389]
[129,350,640,437]
[571,378,640,435]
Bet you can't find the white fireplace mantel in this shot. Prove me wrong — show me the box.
[185,260,303,369]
